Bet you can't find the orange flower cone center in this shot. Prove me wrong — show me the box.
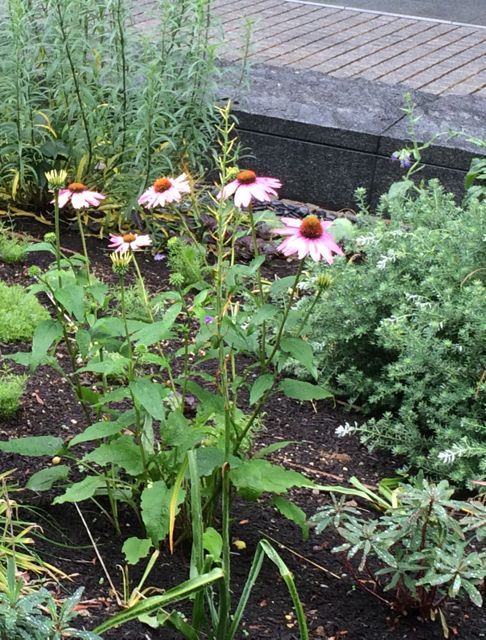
[300,215,323,239]
[122,233,137,243]
[68,182,87,193]
[237,170,257,184]
[153,177,172,193]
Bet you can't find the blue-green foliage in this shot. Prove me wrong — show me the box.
[296,181,485,484]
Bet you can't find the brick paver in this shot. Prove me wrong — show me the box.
[132,0,486,96]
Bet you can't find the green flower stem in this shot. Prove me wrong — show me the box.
[248,202,267,363]
[131,252,178,399]
[53,191,62,286]
[296,286,324,336]
[75,210,92,284]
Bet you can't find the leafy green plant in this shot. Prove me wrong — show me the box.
[0,558,101,640]
[312,477,486,635]
[0,371,27,419]
[0,0,225,221]
[0,225,28,263]
[167,236,207,288]
[295,180,485,484]
[0,282,49,342]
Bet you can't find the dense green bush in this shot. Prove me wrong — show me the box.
[0,282,49,342]
[0,225,28,263]
[296,181,485,484]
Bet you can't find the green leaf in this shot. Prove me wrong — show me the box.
[195,447,225,477]
[271,276,296,297]
[230,459,314,499]
[76,329,91,358]
[78,356,130,376]
[69,421,124,447]
[328,218,356,242]
[91,317,125,338]
[130,379,166,421]
[280,338,317,378]
[27,242,56,255]
[26,465,69,491]
[279,378,333,402]
[132,303,182,346]
[31,319,63,368]
[122,537,153,565]
[249,374,274,405]
[203,527,223,560]
[54,283,85,321]
[251,305,278,326]
[388,179,413,199]
[462,579,483,607]
[53,476,105,504]
[272,496,309,539]
[0,436,63,457]
[94,569,224,634]
[83,436,144,476]
[254,441,294,458]
[141,480,185,546]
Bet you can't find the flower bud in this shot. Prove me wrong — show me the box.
[44,232,57,244]
[45,169,68,190]
[316,273,333,290]
[110,252,132,276]
[28,265,42,278]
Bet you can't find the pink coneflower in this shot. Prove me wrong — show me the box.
[218,170,281,209]
[272,215,344,264]
[108,232,152,254]
[57,182,105,209]
[138,174,191,208]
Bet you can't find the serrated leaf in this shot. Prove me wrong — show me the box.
[230,459,314,499]
[26,465,69,491]
[249,373,274,405]
[279,378,332,401]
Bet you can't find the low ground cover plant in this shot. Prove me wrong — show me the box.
[294,180,485,485]
[0,371,27,419]
[312,476,486,635]
[0,224,28,263]
[0,282,49,343]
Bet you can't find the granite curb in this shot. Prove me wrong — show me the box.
[224,63,486,209]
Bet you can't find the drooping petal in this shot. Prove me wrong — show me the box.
[57,190,71,208]
[71,192,90,209]
[234,185,252,209]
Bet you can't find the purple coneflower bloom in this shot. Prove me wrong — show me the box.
[138,174,191,209]
[218,170,281,209]
[272,215,344,264]
[108,232,152,254]
[57,182,105,209]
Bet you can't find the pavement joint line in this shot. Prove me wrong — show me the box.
[283,0,486,31]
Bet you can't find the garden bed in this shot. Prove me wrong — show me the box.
[0,218,484,640]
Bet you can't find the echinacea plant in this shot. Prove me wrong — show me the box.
[3,105,346,640]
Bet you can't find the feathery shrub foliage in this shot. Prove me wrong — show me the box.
[295,181,485,485]
[0,0,222,221]
[0,282,49,342]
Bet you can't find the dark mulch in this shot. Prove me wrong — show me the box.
[0,217,484,640]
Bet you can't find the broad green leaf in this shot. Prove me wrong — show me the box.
[230,459,314,499]
[130,379,165,421]
[54,284,85,321]
[388,179,413,199]
[273,497,310,540]
[0,436,63,457]
[280,337,317,378]
[26,465,69,491]
[462,579,483,607]
[26,242,56,255]
[203,527,223,560]
[249,373,274,405]
[251,304,278,326]
[279,378,333,402]
[76,329,91,358]
[53,476,105,504]
[70,421,124,447]
[270,276,296,297]
[31,319,63,368]
[91,317,125,338]
[328,217,356,242]
[78,356,130,376]
[122,537,153,565]
[132,303,182,346]
[141,480,184,545]
[195,447,225,477]
[83,436,144,476]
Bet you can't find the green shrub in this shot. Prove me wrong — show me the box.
[0,282,49,342]
[0,373,27,418]
[0,225,28,263]
[296,181,485,484]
